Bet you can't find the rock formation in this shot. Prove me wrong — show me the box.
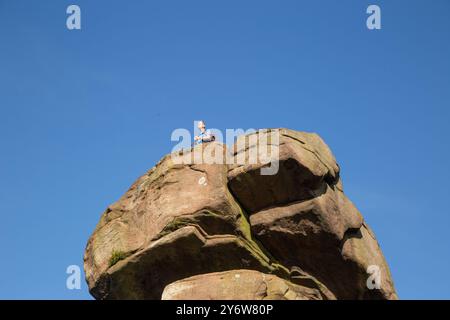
[84,129,397,300]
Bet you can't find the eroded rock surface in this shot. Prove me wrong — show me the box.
[84,129,397,300]
[162,269,325,300]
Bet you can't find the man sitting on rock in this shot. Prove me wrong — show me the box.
[194,120,214,144]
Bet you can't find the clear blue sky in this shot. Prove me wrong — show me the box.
[0,0,449,299]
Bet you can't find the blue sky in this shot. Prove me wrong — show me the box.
[0,0,449,299]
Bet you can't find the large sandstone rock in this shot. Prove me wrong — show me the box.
[84,129,397,300]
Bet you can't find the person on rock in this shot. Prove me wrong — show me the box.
[194,120,214,144]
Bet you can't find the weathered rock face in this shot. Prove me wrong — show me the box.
[84,129,397,300]
[161,270,325,300]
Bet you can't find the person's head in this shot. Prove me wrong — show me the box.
[197,120,206,132]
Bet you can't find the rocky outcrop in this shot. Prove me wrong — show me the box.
[84,129,397,300]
